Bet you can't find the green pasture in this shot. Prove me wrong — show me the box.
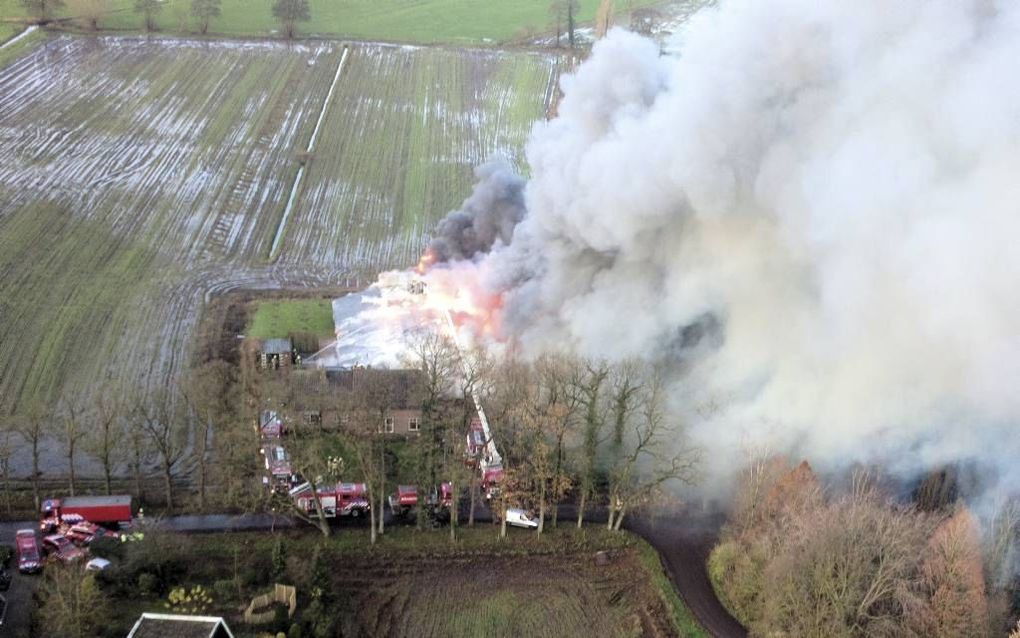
[247,298,334,339]
[1,0,665,44]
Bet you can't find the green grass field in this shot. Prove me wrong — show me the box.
[0,22,19,42]
[0,0,665,44]
[0,34,552,415]
[248,298,334,338]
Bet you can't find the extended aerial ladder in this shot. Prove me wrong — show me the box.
[442,309,503,468]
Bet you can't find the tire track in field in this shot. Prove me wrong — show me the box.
[270,43,351,262]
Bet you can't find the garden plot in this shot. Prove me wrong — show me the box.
[276,44,556,271]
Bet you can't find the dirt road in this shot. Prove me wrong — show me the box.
[628,514,747,638]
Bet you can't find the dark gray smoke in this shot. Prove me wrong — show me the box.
[428,160,526,263]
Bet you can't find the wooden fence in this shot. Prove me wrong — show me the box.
[243,584,297,625]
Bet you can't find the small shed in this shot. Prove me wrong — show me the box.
[126,613,234,638]
[258,337,294,370]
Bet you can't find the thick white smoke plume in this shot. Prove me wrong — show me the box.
[430,0,1020,487]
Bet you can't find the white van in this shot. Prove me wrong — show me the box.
[505,508,538,529]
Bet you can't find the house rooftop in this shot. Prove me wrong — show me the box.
[261,338,293,355]
[126,613,234,638]
[326,272,445,368]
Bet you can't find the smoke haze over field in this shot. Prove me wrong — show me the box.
[426,0,1020,488]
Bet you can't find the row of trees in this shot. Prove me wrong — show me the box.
[254,326,701,542]
[709,458,1017,637]
[1,322,700,538]
[0,358,239,515]
[19,0,310,38]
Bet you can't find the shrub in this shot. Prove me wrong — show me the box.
[0,544,13,567]
[271,537,287,581]
[122,531,187,593]
[310,545,330,600]
[137,573,159,596]
[285,554,312,591]
[165,585,214,615]
[289,622,303,638]
[89,536,124,562]
[273,604,290,633]
[213,579,236,602]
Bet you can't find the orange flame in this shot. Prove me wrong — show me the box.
[415,248,438,275]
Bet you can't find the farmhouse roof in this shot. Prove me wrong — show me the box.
[261,338,293,354]
[326,367,424,410]
[126,613,234,638]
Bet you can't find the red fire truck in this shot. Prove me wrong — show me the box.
[15,530,41,574]
[481,466,504,499]
[40,496,132,532]
[289,482,371,519]
[387,483,453,520]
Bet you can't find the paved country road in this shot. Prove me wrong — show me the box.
[0,509,746,638]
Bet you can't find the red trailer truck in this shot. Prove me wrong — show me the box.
[290,482,370,519]
[388,483,453,520]
[40,495,132,532]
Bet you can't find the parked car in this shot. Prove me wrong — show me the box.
[504,508,539,529]
[85,557,111,572]
[63,520,116,546]
[15,530,41,574]
[42,535,86,565]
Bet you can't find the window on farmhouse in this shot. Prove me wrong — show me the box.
[383,417,394,433]
[408,417,420,432]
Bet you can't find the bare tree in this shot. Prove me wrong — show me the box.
[134,0,161,31]
[20,0,65,22]
[335,384,386,544]
[760,480,932,637]
[352,370,403,539]
[565,0,579,49]
[125,409,151,504]
[190,0,220,34]
[57,398,86,496]
[533,354,580,528]
[86,392,124,496]
[271,0,309,39]
[280,431,343,538]
[66,0,105,30]
[548,0,565,47]
[185,360,236,511]
[910,506,988,638]
[605,366,700,531]
[13,402,49,511]
[595,0,613,39]
[38,564,109,638]
[403,327,460,530]
[137,391,188,511]
[0,426,13,515]
[572,359,608,528]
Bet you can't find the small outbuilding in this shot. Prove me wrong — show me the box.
[126,613,234,638]
[258,337,294,370]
